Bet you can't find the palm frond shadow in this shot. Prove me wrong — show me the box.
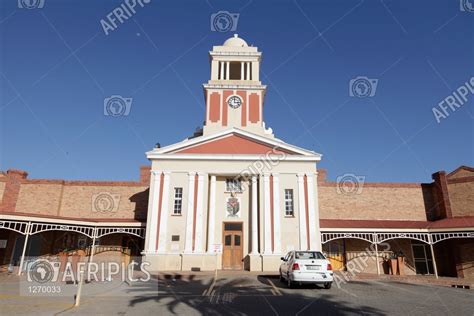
[125,273,385,315]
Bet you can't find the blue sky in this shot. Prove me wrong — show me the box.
[0,0,473,183]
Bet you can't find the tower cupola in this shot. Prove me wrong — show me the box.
[202,35,270,136]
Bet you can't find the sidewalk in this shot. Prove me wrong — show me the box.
[348,272,473,289]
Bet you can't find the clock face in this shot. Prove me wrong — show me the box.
[227,96,242,109]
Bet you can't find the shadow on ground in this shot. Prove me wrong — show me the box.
[127,273,385,315]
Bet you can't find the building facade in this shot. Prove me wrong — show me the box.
[143,35,322,271]
[0,36,473,277]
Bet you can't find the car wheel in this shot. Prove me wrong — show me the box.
[324,282,332,289]
[287,274,292,288]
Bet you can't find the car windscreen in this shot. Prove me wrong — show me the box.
[294,251,325,259]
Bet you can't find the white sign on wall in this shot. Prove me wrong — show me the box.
[212,244,223,253]
[0,240,7,249]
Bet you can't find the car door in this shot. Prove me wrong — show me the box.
[287,251,294,272]
[281,252,290,274]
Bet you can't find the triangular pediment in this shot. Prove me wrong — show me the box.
[175,134,296,155]
[146,128,321,159]
[447,166,474,179]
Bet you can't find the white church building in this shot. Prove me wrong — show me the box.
[142,34,322,271]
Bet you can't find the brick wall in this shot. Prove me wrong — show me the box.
[0,170,28,212]
[447,180,474,218]
[60,185,148,219]
[0,167,150,221]
[449,169,474,179]
[318,184,429,221]
[0,182,5,202]
[16,184,63,217]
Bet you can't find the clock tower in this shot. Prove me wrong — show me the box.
[202,34,272,137]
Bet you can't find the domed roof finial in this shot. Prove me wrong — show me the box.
[223,34,248,47]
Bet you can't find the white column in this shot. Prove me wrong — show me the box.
[263,173,272,255]
[314,171,323,251]
[241,62,245,80]
[157,172,171,253]
[297,173,308,251]
[18,222,31,275]
[306,173,317,250]
[144,171,162,253]
[374,237,380,275]
[184,172,196,253]
[219,61,224,80]
[226,61,230,79]
[272,174,282,254]
[251,176,259,254]
[429,235,439,278]
[194,172,206,252]
[246,62,251,80]
[89,228,97,263]
[207,175,217,253]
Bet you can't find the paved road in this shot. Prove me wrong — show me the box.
[1,273,473,315]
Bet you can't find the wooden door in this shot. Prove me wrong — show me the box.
[325,240,345,271]
[222,223,243,270]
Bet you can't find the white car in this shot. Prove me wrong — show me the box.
[279,250,333,289]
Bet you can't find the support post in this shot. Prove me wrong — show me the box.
[374,234,380,275]
[75,269,85,307]
[429,235,439,279]
[18,222,31,276]
[89,228,97,263]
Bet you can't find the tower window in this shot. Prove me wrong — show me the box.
[173,187,183,215]
[284,189,294,216]
[229,62,241,80]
